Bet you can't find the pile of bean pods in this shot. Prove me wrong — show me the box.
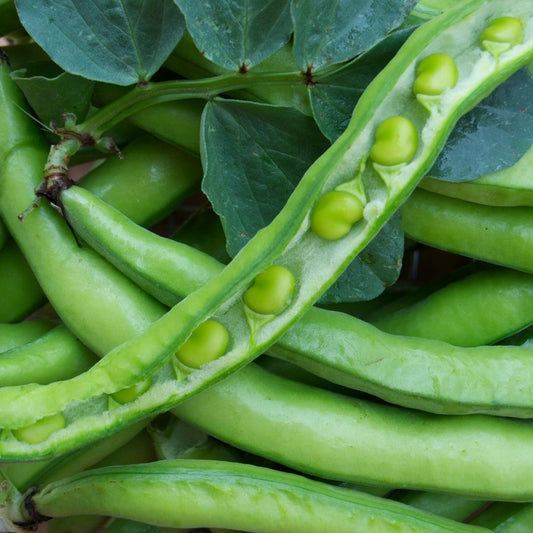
[0,0,533,531]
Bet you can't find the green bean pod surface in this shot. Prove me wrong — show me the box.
[402,188,533,272]
[0,325,97,386]
[173,364,533,500]
[372,266,533,344]
[59,187,533,416]
[2,459,491,533]
[0,319,54,353]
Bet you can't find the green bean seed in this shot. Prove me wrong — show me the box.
[369,116,418,166]
[12,414,66,445]
[112,379,152,405]
[175,320,230,369]
[413,53,459,96]
[482,16,525,46]
[310,191,365,240]
[243,265,296,315]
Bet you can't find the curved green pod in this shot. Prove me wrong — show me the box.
[419,144,533,206]
[58,187,533,417]
[270,306,533,416]
[401,188,533,273]
[80,134,202,227]
[173,365,533,500]
[0,239,46,323]
[0,132,200,324]
[1,0,533,458]
[371,267,533,345]
[2,459,490,533]
[0,324,97,386]
[0,319,54,354]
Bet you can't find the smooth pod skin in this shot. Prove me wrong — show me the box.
[0,239,46,323]
[80,135,202,227]
[371,267,533,345]
[242,265,296,315]
[0,319,54,354]
[309,191,365,240]
[0,131,201,323]
[12,459,490,533]
[174,364,533,500]
[413,53,459,95]
[369,116,418,166]
[401,188,533,274]
[0,325,97,386]
[57,184,533,415]
[271,305,533,417]
[175,320,230,369]
[0,421,150,492]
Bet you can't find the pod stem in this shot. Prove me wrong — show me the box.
[35,69,305,215]
[0,471,48,532]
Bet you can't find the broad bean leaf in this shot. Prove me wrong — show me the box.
[201,99,329,256]
[12,70,94,127]
[291,0,417,72]
[173,0,292,71]
[15,0,185,85]
[310,28,414,141]
[429,68,533,181]
[201,99,403,303]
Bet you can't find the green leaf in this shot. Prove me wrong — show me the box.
[310,28,414,141]
[291,0,417,72]
[12,69,94,127]
[201,99,329,256]
[14,0,185,85]
[173,0,292,71]
[429,68,533,181]
[201,99,403,302]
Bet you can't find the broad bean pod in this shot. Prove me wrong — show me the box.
[401,188,533,272]
[59,187,533,416]
[0,238,46,323]
[0,132,202,324]
[0,325,97,386]
[173,363,533,500]
[0,421,149,493]
[1,0,533,458]
[371,266,533,345]
[0,459,490,533]
[0,319,53,353]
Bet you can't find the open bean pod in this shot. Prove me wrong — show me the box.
[0,0,532,459]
